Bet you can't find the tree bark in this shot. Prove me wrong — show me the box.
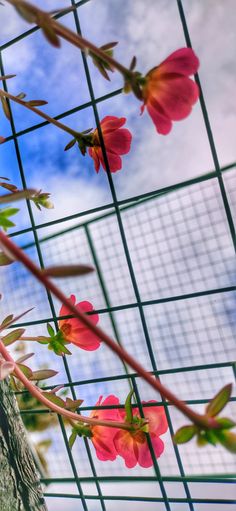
[0,379,47,511]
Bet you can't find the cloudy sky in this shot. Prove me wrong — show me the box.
[0,1,235,510]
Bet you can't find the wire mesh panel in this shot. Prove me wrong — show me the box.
[0,1,235,510]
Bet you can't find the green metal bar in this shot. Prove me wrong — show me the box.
[176,0,236,252]
[85,224,132,383]
[41,475,236,484]
[7,163,235,240]
[43,493,236,504]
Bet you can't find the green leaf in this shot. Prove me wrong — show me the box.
[65,397,83,411]
[48,340,72,356]
[215,417,236,430]
[16,352,34,364]
[42,264,94,278]
[42,391,65,408]
[216,430,236,453]
[64,138,76,151]
[0,251,14,266]
[2,328,25,346]
[125,389,134,423]
[26,100,48,107]
[36,336,50,345]
[206,384,232,417]
[0,207,19,217]
[47,323,54,337]
[205,430,218,446]
[16,363,33,379]
[16,92,26,100]
[68,430,77,449]
[173,425,197,444]
[197,432,208,447]
[0,314,14,328]
[1,96,11,120]
[29,369,58,381]
[0,308,33,332]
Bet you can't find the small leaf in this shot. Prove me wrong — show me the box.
[15,363,33,379]
[197,432,208,447]
[0,207,19,217]
[0,182,18,192]
[0,74,16,81]
[0,308,33,332]
[206,384,232,417]
[215,417,236,430]
[42,391,65,408]
[16,352,34,364]
[205,430,218,446]
[68,430,77,449]
[129,56,137,71]
[173,425,197,444]
[41,21,61,48]
[30,369,58,381]
[64,138,76,151]
[36,336,50,344]
[0,251,14,266]
[42,264,94,278]
[0,314,14,328]
[47,323,54,337]
[16,92,26,100]
[26,100,48,107]
[2,328,25,346]
[125,389,134,423]
[65,397,83,411]
[1,96,10,120]
[216,430,236,453]
[100,41,118,51]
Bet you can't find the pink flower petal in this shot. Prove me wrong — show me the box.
[74,329,100,350]
[138,435,165,468]
[76,301,99,325]
[155,76,199,120]
[91,395,120,461]
[104,128,132,155]
[98,148,122,173]
[59,294,76,317]
[147,99,172,135]
[88,147,100,173]
[100,116,126,133]
[159,48,200,76]
[0,360,15,380]
[143,402,168,436]
[114,430,139,468]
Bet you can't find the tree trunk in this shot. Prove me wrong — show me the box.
[0,379,48,511]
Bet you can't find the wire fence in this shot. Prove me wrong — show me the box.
[0,1,235,510]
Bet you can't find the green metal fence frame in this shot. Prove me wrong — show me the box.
[0,0,235,509]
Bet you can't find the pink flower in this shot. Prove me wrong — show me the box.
[88,116,132,173]
[90,395,120,461]
[114,401,168,468]
[0,358,15,380]
[141,48,200,134]
[59,294,100,351]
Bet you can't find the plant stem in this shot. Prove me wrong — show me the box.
[0,340,134,431]
[6,0,133,80]
[0,89,81,140]
[0,231,221,431]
